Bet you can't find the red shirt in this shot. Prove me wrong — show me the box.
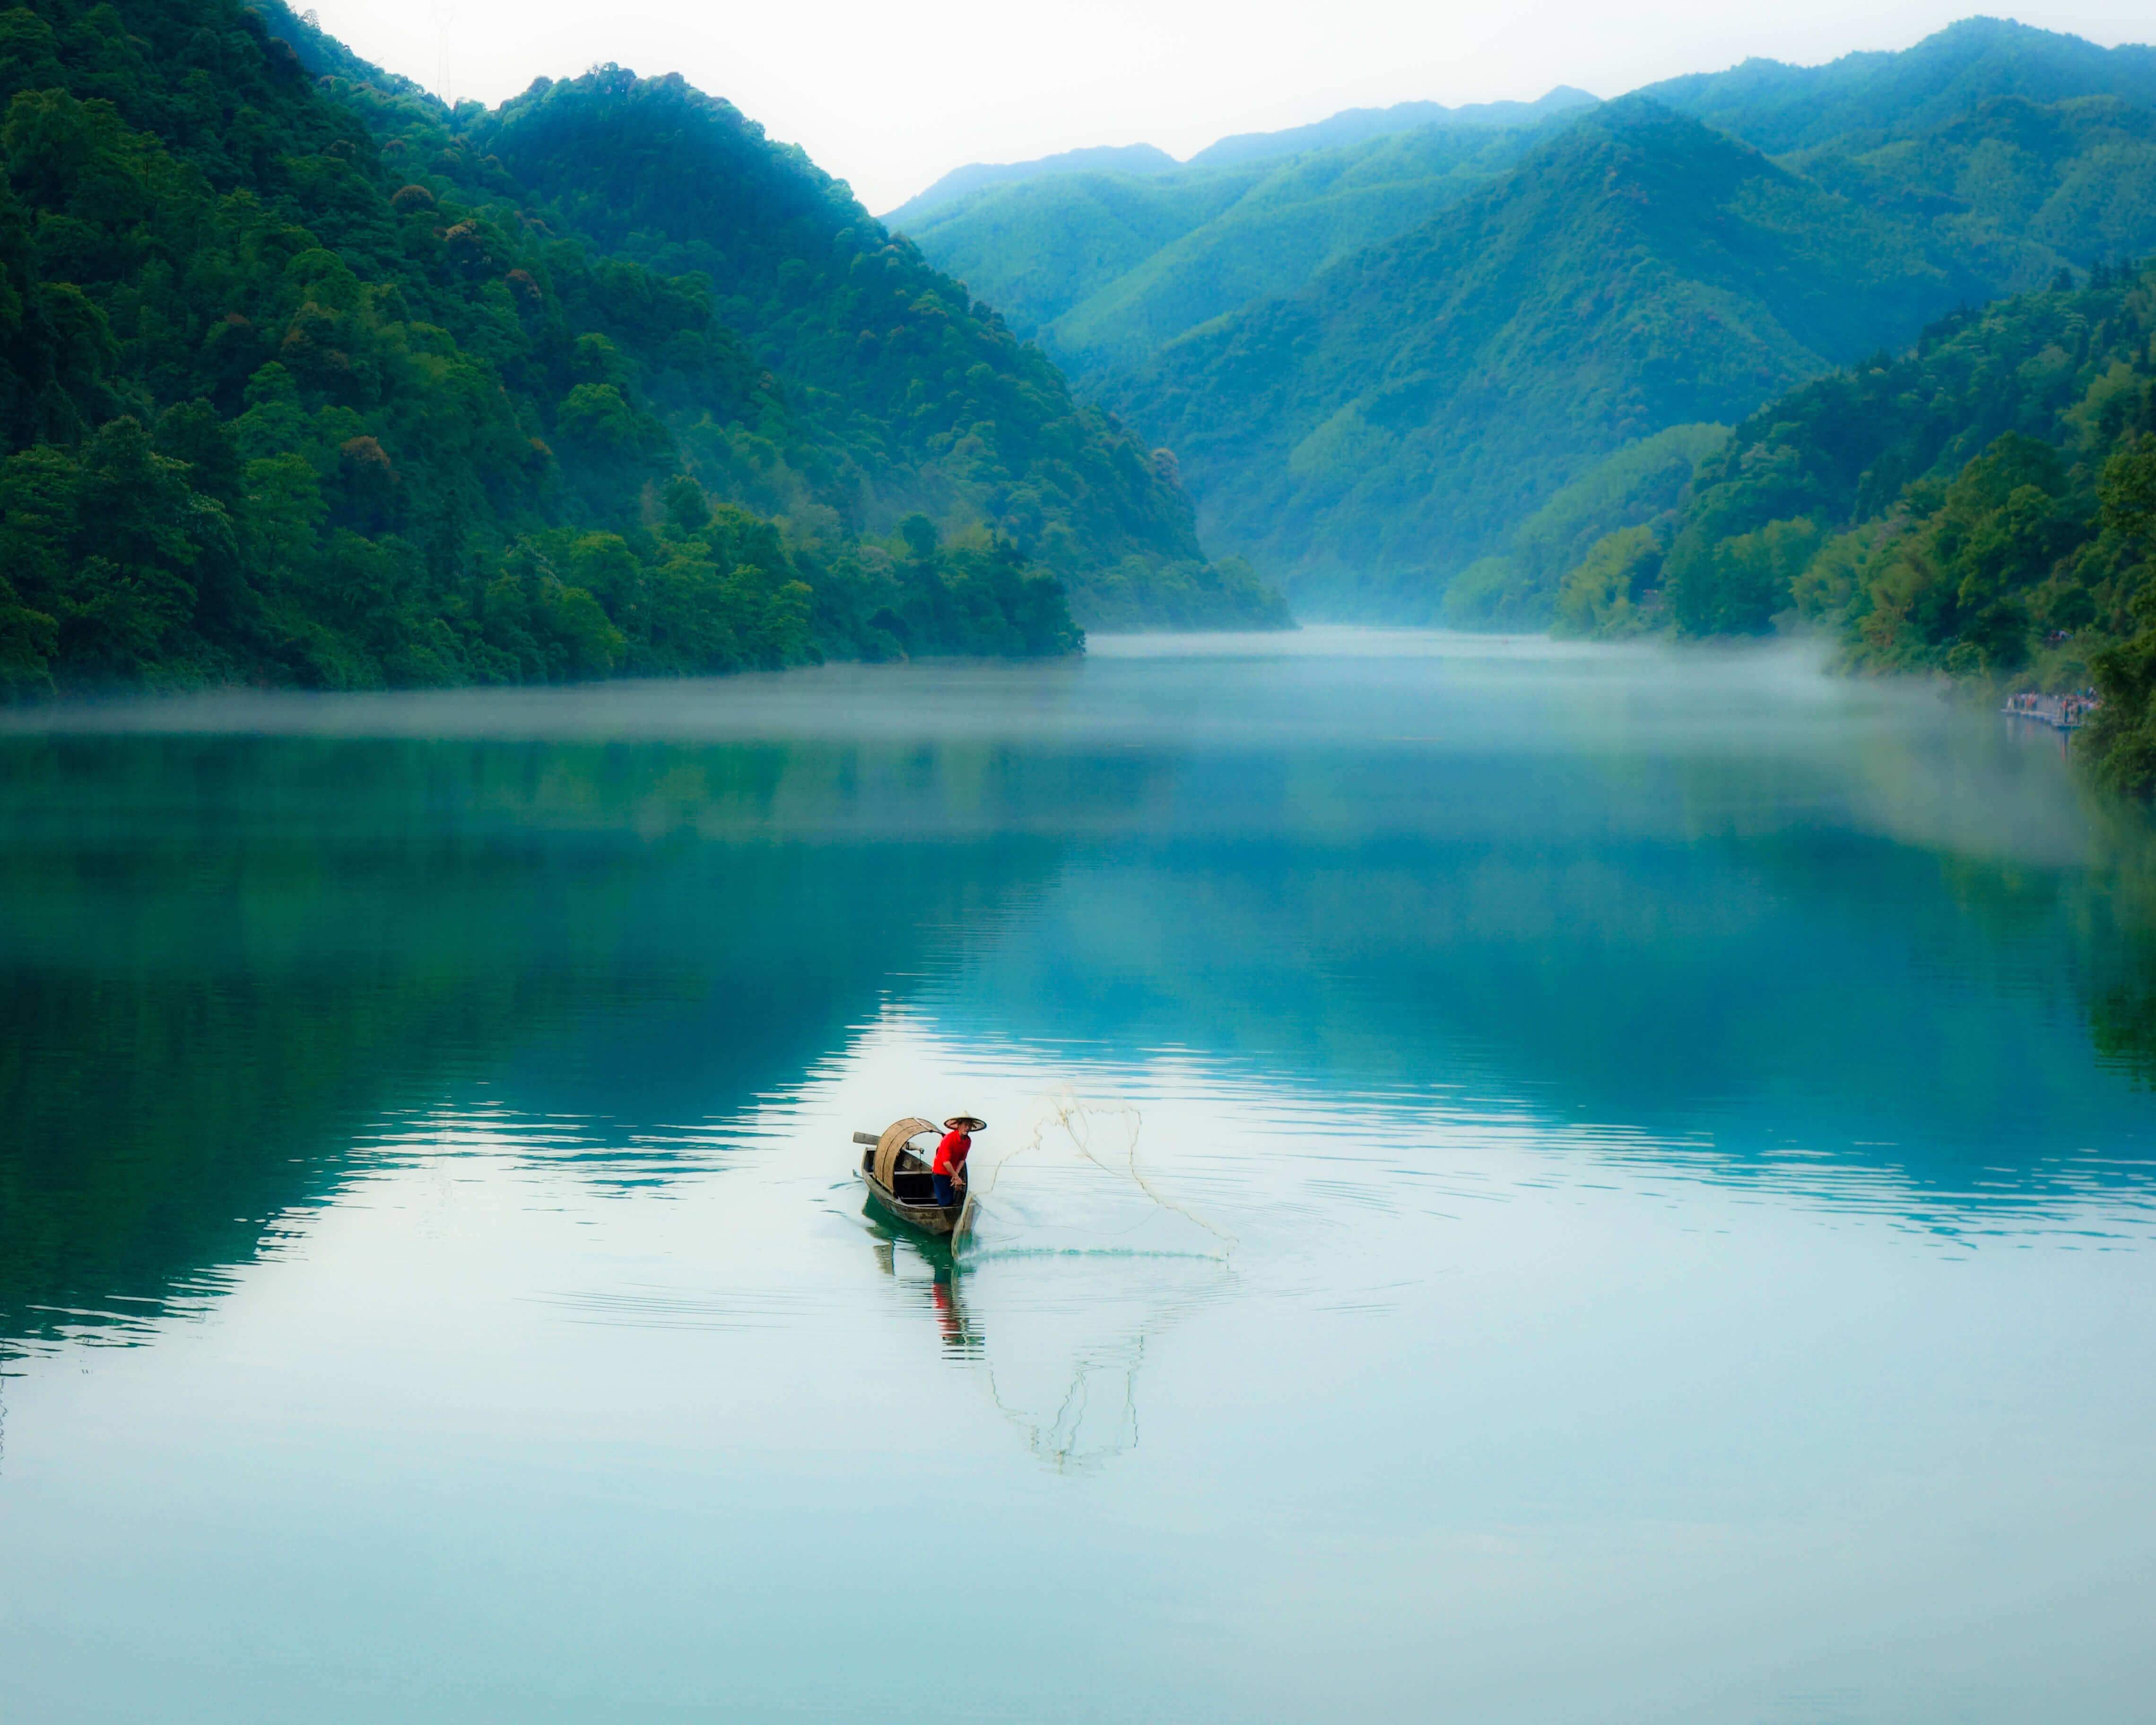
[931,1130,972,1176]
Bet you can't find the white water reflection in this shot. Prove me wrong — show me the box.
[8,1005,2155,1723]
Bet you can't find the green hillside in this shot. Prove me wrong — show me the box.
[878,142,1179,234]
[1562,269,2155,638]
[1103,27,2156,617]
[895,19,2156,622]
[1049,124,1559,371]
[1788,94,2156,286]
[1562,263,2156,794]
[1448,423,1730,628]
[1105,98,1993,616]
[449,66,1282,630]
[0,0,1278,701]
[1621,263,2156,801]
[886,166,1263,348]
[904,119,1558,369]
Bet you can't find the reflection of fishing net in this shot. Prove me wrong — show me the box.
[954,1090,1234,1260]
[965,1254,1227,1472]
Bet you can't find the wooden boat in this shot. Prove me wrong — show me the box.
[855,1117,963,1236]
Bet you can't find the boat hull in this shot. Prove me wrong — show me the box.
[859,1168,962,1237]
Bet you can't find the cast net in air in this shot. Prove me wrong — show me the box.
[952,1090,1235,1262]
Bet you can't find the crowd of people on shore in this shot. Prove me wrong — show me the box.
[2007,688,2104,726]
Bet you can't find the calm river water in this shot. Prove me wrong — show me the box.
[3,629,2154,1723]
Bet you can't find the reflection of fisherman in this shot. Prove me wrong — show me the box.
[932,1115,982,1209]
[930,1275,967,1349]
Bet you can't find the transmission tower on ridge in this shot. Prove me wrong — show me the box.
[433,3,456,108]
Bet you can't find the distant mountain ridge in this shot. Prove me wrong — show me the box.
[880,143,1181,231]
[1184,87,1599,170]
[879,87,1597,229]
[1107,96,1991,616]
[1640,15,2156,151]
[899,111,1583,369]
[901,16,2156,621]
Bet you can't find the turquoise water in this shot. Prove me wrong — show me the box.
[2,630,2153,1722]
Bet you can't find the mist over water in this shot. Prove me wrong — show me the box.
[3,630,2153,1723]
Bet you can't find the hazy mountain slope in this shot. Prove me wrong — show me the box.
[908,121,1555,367]
[880,143,1178,231]
[881,87,1595,234]
[1446,422,1731,627]
[1108,99,1983,614]
[897,168,1266,339]
[1643,17,2156,153]
[1791,94,2156,274]
[444,68,1283,629]
[1183,86,1597,168]
[1096,21,2156,619]
[1049,123,1554,369]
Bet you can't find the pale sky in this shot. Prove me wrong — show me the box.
[307,3,2151,216]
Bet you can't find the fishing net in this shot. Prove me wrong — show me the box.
[858,1091,1236,1470]
[953,1090,1235,1261]
[963,1249,1228,1471]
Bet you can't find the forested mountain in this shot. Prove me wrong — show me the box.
[1553,263,2156,795]
[0,0,1278,701]
[1182,87,1598,171]
[1642,16,2156,151]
[882,86,1594,233]
[880,144,1182,233]
[897,19,2156,621]
[446,66,1280,629]
[902,167,1263,348]
[1108,97,2000,616]
[903,120,1563,368]
[1085,24,2156,617]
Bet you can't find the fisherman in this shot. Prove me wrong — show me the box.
[933,1115,982,1209]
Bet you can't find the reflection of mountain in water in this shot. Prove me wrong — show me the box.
[919,747,2156,1220]
[14,650,2156,1351]
[0,734,1099,1350]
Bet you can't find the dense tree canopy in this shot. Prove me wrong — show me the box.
[451,65,1286,632]
[900,119,1563,373]
[1551,262,2156,794]
[0,0,1278,700]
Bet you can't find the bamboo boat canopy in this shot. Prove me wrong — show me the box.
[872,1117,940,1187]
